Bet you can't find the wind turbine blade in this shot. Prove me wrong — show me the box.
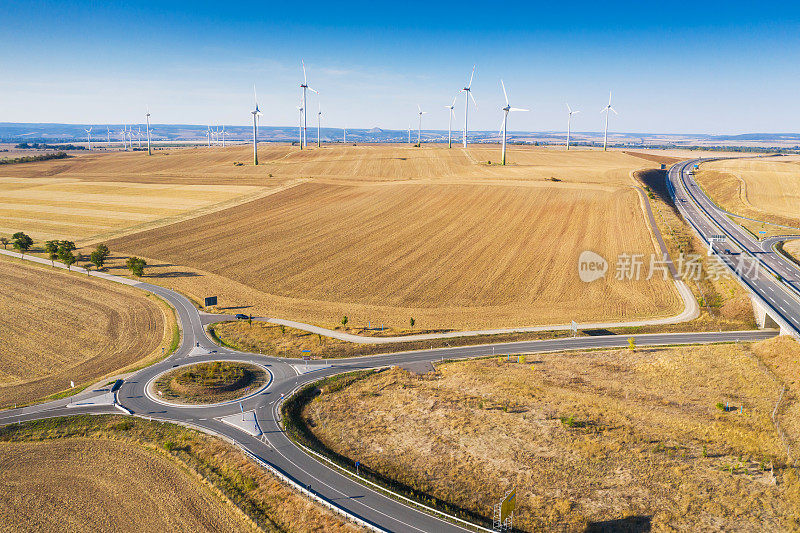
[501,79,509,106]
[574,110,581,114]
[509,107,529,112]
[308,87,318,94]
[253,84,258,105]
[608,90,612,105]
[451,96,457,107]
[610,107,618,115]
[469,91,477,109]
[467,65,475,89]
[418,104,421,113]
[302,60,307,84]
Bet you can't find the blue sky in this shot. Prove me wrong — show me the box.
[2,1,799,134]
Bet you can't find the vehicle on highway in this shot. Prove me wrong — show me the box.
[235,313,250,320]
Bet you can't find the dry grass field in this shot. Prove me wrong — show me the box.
[0,256,170,408]
[304,338,800,531]
[783,239,800,265]
[0,415,357,533]
[0,438,256,532]
[697,157,800,228]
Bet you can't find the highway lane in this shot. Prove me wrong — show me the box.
[668,158,800,337]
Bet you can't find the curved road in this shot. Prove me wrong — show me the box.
[0,240,782,531]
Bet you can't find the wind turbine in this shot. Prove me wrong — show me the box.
[343,126,346,143]
[221,125,226,147]
[566,104,580,150]
[106,126,110,146]
[417,105,426,145]
[317,101,322,148]
[120,127,127,150]
[85,127,92,150]
[146,107,152,155]
[299,60,318,149]
[136,126,142,149]
[251,84,263,165]
[461,65,477,147]
[407,125,411,144]
[206,126,212,147]
[445,96,457,149]
[600,90,617,151]
[499,79,528,166]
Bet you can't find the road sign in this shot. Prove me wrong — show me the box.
[203,296,217,307]
[500,488,516,522]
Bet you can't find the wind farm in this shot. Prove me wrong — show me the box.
[3,3,800,533]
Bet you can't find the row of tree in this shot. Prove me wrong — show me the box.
[1,232,147,277]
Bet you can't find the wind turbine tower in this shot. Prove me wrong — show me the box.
[461,65,477,147]
[600,91,617,151]
[299,61,318,149]
[499,79,528,166]
[296,98,304,148]
[417,105,426,145]
[85,127,92,150]
[251,85,263,165]
[317,102,322,148]
[146,107,152,155]
[566,104,580,150]
[106,127,110,146]
[445,97,456,148]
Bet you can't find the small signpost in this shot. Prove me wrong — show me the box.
[571,320,578,338]
[493,488,516,531]
[203,296,217,307]
[301,349,311,368]
[708,235,726,256]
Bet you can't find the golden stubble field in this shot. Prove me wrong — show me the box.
[305,337,800,531]
[89,144,682,330]
[697,157,800,228]
[4,144,685,329]
[0,438,256,532]
[0,416,359,532]
[0,256,170,408]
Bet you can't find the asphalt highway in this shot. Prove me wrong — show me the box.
[668,158,800,336]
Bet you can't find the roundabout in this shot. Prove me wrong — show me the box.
[145,360,273,408]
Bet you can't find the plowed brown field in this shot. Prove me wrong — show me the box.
[0,256,168,408]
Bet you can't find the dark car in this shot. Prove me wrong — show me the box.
[235,313,250,320]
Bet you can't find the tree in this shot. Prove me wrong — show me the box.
[409,317,415,329]
[95,243,110,259]
[341,315,348,328]
[126,256,146,277]
[58,240,76,254]
[90,249,107,270]
[59,249,76,271]
[12,232,33,257]
[44,240,60,266]
[0,237,9,249]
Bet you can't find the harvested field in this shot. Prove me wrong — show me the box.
[698,157,800,228]
[0,256,169,408]
[301,340,800,531]
[0,176,272,244]
[0,438,255,532]
[0,415,357,533]
[110,177,682,329]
